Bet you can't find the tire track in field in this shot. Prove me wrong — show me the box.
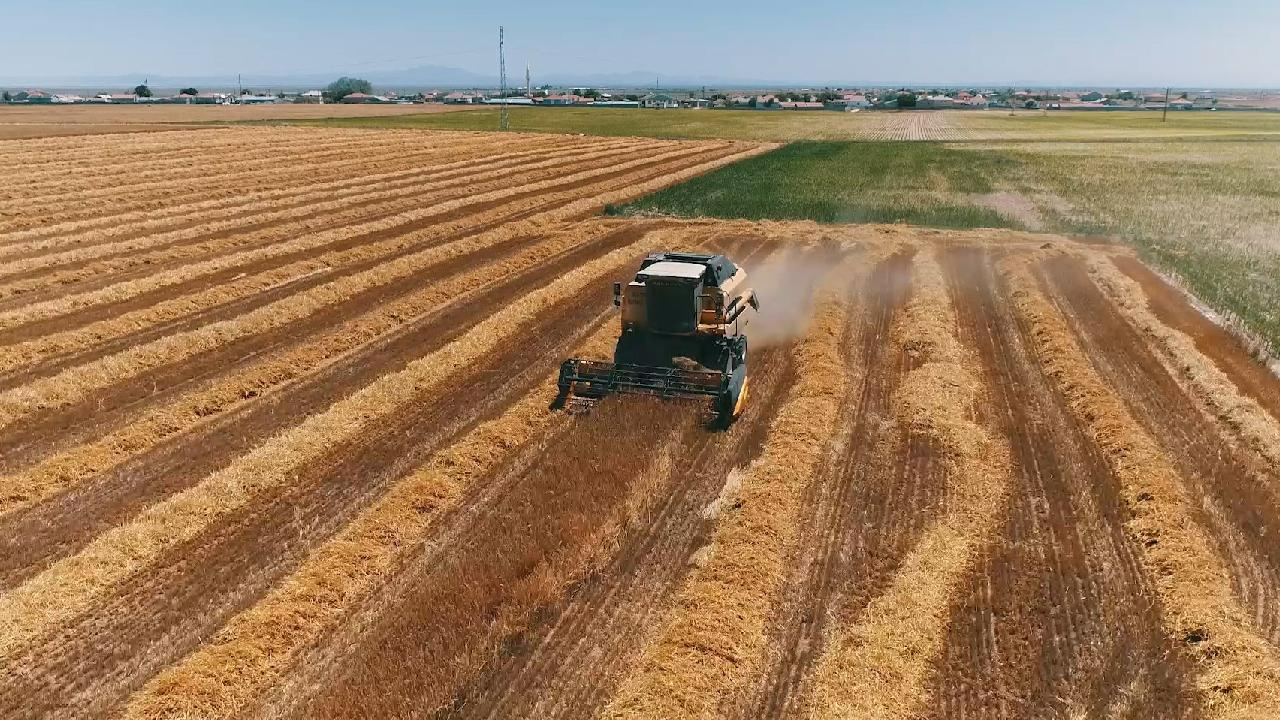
[0,227,644,589]
[929,247,1194,719]
[0,138,651,300]
[0,232,670,718]
[0,133,563,244]
[737,248,923,718]
[0,145,743,467]
[0,143,711,386]
[1040,254,1280,644]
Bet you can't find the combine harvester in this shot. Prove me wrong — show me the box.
[558,251,760,424]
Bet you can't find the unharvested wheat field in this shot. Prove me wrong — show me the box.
[1,127,1279,720]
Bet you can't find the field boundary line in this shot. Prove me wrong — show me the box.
[119,322,617,719]
[0,230,670,664]
[1086,255,1280,481]
[600,252,859,719]
[803,247,1013,719]
[1004,255,1280,719]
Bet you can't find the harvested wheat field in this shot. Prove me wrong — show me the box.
[1,127,1279,720]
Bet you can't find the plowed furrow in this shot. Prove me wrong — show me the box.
[0,146,737,463]
[0,134,572,250]
[0,227,646,589]
[0,233,669,717]
[1040,255,1280,644]
[930,247,1192,719]
[742,249,921,718]
[0,138,650,300]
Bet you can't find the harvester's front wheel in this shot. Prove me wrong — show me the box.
[717,337,749,423]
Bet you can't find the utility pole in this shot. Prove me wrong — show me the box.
[1162,86,1170,122]
[498,26,509,131]
[525,63,531,97]
[237,73,242,103]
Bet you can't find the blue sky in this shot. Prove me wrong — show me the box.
[2,0,1277,86]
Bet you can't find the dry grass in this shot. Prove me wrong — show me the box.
[119,321,618,719]
[1086,255,1280,476]
[0,231,669,662]
[0,223,617,516]
[804,248,1013,719]
[1004,257,1280,719]
[601,255,857,719]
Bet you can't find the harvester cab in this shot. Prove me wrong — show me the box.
[557,251,760,422]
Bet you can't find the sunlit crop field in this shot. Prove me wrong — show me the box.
[1,127,1279,719]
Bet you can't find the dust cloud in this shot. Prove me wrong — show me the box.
[745,250,833,348]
